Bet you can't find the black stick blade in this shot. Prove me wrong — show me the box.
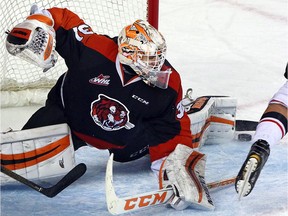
[41,163,87,198]
[1,163,87,198]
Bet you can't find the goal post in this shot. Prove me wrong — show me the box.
[0,0,159,107]
[148,0,159,29]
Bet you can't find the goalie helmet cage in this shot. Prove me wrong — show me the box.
[0,0,159,107]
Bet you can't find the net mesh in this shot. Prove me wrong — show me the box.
[0,0,150,98]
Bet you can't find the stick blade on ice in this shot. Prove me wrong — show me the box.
[105,154,173,215]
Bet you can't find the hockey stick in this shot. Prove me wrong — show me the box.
[235,120,258,131]
[106,154,236,215]
[1,163,87,198]
[234,120,258,141]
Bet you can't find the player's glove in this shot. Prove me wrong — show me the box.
[235,139,270,197]
[159,144,215,210]
[6,4,58,72]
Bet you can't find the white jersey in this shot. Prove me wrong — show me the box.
[270,81,288,108]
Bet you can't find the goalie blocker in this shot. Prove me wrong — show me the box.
[0,124,76,183]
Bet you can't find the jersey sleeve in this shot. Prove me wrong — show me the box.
[47,7,118,68]
[47,8,85,67]
[148,66,193,162]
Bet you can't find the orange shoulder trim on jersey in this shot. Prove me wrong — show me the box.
[48,7,118,62]
[82,34,118,62]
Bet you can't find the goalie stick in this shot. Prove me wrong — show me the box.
[106,154,236,215]
[1,163,87,198]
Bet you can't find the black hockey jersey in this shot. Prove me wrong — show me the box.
[48,8,193,162]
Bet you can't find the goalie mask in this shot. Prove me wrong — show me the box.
[118,19,171,89]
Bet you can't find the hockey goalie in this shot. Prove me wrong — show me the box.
[2,4,238,211]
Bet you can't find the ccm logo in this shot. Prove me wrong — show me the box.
[124,191,168,210]
[132,95,149,105]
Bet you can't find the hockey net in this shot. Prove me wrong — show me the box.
[0,0,158,107]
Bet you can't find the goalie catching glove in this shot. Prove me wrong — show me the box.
[6,4,57,71]
[159,144,215,210]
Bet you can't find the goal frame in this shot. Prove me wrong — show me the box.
[148,0,159,29]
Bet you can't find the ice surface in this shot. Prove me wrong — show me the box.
[1,0,287,215]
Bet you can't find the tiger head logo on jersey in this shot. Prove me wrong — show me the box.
[90,94,135,131]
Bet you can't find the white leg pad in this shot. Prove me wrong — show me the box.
[185,96,237,148]
[1,123,75,183]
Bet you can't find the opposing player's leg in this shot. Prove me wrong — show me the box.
[236,81,288,197]
[235,139,270,197]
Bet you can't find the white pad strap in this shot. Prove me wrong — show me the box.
[1,124,75,183]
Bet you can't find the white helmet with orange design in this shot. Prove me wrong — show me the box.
[118,19,171,89]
